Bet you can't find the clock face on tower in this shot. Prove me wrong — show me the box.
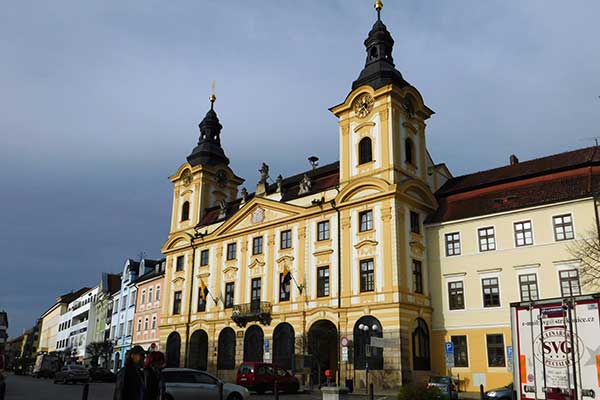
[353,93,374,119]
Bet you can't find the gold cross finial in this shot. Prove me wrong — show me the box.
[209,80,216,109]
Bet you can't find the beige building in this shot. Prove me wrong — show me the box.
[159,2,450,390]
[37,287,90,354]
[133,259,165,352]
[426,147,600,391]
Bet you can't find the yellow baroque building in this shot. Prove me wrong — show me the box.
[159,2,450,390]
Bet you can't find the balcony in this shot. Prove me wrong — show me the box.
[231,301,272,327]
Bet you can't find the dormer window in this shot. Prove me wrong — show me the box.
[181,201,190,221]
[359,137,373,164]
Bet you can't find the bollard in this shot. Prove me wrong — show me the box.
[274,379,279,400]
[81,383,89,400]
[219,381,224,400]
[480,384,484,400]
[369,383,374,400]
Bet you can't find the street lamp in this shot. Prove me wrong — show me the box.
[358,323,378,392]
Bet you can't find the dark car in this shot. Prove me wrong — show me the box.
[236,362,299,394]
[53,364,90,384]
[88,367,116,382]
[484,383,514,400]
[427,376,458,399]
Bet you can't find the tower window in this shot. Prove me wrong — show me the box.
[181,201,190,221]
[370,47,378,60]
[405,138,415,165]
[359,137,373,164]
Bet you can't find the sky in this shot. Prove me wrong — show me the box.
[1,0,599,337]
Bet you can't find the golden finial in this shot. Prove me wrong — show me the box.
[209,80,216,109]
[374,0,383,20]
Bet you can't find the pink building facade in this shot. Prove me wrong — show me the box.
[133,262,165,352]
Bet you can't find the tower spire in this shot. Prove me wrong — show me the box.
[186,83,230,167]
[351,1,408,91]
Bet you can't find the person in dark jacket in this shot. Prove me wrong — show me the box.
[113,346,146,400]
[143,351,166,400]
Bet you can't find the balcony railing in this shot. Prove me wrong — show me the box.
[231,301,272,327]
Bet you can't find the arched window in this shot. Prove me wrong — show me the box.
[405,138,415,165]
[217,327,236,370]
[412,318,430,370]
[353,316,383,370]
[181,201,190,221]
[359,137,373,165]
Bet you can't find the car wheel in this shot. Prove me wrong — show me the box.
[227,393,243,400]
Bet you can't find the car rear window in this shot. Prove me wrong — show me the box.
[239,364,254,374]
[430,376,451,384]
[163,371,196,383]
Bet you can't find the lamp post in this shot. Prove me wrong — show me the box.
[358,323,378,393]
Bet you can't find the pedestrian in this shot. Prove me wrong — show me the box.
[143,351,165,400]
[113,346,146,400]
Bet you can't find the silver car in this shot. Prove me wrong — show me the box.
[162,368,250,400]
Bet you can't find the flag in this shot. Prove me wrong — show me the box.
[281,266,292,286]
[199,279,208,301]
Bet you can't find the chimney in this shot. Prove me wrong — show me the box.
[510,154,519,165]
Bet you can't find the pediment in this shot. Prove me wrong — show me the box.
[248,258,266,270]
[212,198,305,236]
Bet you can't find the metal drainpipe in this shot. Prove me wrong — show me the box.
[184,236,197,368]
[330,200,342,386]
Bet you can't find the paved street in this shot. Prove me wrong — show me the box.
[2,373,403,400]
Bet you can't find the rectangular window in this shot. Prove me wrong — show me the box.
[279,273,290,301]
[360,259,375,292]
[156,286,160,301]
[200,250,209,266]
[225,282,235,309]
[197,287,207,312]
[121,295,127,310]
[252,236,263,255]
[119,322,124,337]
[317,221,330,241]
[144,318,149,331]
[226,243,237,260]
[251,278,261,310]
[359,210,373,232]
[151,316,156,329]
[137,319,142,332]
[127,320,132,336]
[553,214,574,241]
[486,334,506,367]
[445,232,461,256]
[141,291,146,305]
[317,266,330,297]
[173,291,182,315]
[448,281,465,310]
[519,274,539,301]
[482,277,501,307]
[514,220,534,247]
[176,255,185,272]
[451,335,469,367]
[410,211,420,234]
[148,288,153,304]
[478,227,496,252]
[559,269,581,297]
[280,230,292,249]
[130,290,136,307]
[413,260,423,294]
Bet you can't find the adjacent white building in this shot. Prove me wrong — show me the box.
[55,286,100,363]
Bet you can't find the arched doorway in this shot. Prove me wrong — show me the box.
[217,327,236,370]
[353,316,383,370]
[273,323,295,371]
[412,318,430,371]
[189,329,208,371]
[308,320,338,386]
[243,325,264,362]
[166,331,181,368]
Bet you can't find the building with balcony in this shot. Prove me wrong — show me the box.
[426,147,600,391]
[133,259,165,352]
[159,2,450,389]
[55,286,100,363]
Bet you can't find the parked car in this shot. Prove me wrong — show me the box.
[427,375,458,399]
[88,367,116,382]
[53,364,90,384]
[484,383,514,400]
[236,362,299,394]
[162,368,250,400]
